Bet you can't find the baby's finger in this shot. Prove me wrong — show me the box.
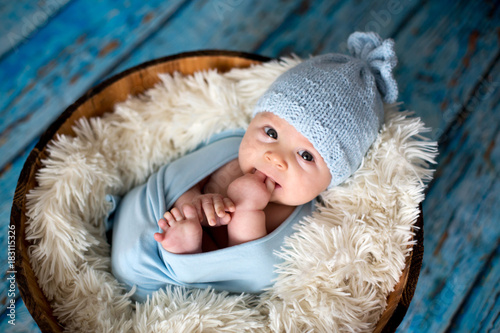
[223,197,236,212]
[220,213,232,225]
[213,195,226,217]
[201,198,217,226]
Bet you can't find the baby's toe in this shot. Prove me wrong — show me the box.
[153,232,165,242]
[170,207,184,221]
[163,212,176,225]
[160,218,172,230]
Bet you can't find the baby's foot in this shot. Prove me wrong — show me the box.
[154,205,202,254]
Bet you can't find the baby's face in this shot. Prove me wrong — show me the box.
[239,112,332,206]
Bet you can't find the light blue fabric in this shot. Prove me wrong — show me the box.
[253,31,398,188]
[109,128,315,302]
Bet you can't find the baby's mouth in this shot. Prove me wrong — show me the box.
[267,177,281,191]
[262,171,281,189]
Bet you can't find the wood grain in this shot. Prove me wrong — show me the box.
[451,244,500,332]
[398,51,500,333]
[110,0,305,74]
[392,0,500,139]
[0,0,186,170]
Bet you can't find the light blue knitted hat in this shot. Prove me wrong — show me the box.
[253,31,398,188]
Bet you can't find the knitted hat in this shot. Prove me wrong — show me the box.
[253,31,398,188]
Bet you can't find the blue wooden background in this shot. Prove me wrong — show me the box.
[1,0,499,332]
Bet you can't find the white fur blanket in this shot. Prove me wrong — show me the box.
[25,57,437,332]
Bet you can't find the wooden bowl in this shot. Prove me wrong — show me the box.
[10,50,423,332]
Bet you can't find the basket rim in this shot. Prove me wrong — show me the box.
[10,49,423,333]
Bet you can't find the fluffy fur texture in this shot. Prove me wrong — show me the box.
[25,56,437,332]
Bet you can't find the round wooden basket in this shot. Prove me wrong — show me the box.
[11,50,423,332]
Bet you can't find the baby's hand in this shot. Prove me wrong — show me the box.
[227,170,275,210]
[190,193,235,227]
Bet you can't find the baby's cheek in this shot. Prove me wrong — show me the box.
[286,178,317,205]
[237,153,253,174]
[228,159,242,176]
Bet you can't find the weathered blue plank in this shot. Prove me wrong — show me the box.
[450,244,500,332]
[112,0,422,74]
[0,0,70,59]
[0,0,187,170]
[109,0,306,75]
[388,0,500,141]
[397,59,500,332]
[256,0,421,57]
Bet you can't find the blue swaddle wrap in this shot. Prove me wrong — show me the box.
[109,128,315,302]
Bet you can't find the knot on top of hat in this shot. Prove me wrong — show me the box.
[347,31,398,104]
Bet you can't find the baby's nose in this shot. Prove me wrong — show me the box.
[264,151,288,170]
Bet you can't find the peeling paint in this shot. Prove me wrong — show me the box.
[37,59,57,77]
[462,30,480,69]
[98,40,120,58]
[298,0,310,14]
[142,12,154,24]
[433,231,449,256]
[483,137,496,164]
[441,100,449,111]
[69,73,80,85]
[76,34,87,45]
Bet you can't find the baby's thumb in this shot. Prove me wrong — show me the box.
[252,169,267,182]
[265,176,275,193]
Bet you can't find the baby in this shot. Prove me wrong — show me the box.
[153,110,332,254]
[110,31,398,301]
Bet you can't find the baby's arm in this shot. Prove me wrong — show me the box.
[226,171,275,246]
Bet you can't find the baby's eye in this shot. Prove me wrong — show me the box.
[298,150,314,162]
[264,127,278,139]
